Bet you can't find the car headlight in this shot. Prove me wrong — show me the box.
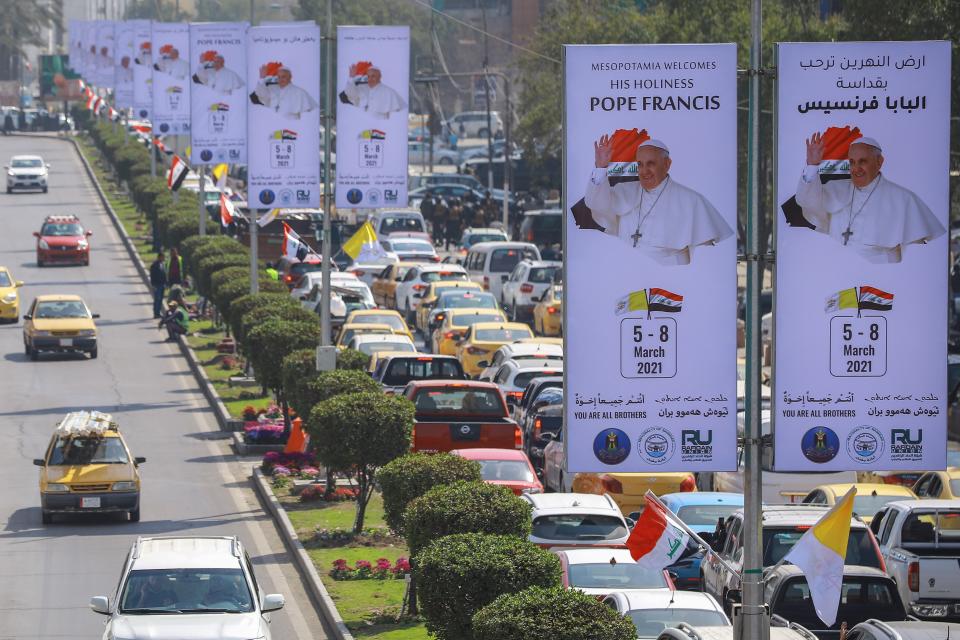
[77,239,88,249]
[2,293,15,303]
[111,481,137,491]
[33,330,51,336]
[78,329,96,337]
[38,239,49,249]
[6,170,13,176]
[45,483,70,493]
[522,487,543,494]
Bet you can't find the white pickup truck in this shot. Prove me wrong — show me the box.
[870,499,960,619]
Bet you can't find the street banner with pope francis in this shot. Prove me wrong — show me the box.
[246,23,321,209]
[113,21,136,110]
[189,22,248,165]
[773,41,949,472]
[132,20,153,121]
[94,21,116,90]
[335,26,410,210]
[151,22,191,135]
[563,44,738,474]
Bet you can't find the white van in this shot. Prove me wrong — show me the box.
[463,241,540,301]
[365,209,429,241]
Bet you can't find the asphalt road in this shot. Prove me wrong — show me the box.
[0,134,328,640]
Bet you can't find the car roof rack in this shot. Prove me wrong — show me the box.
[54,411,116,438]
[672,622,703,639]
[132,535,240,559]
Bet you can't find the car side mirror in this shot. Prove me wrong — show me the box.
[134,456,146,465]
[726,589,742,605]
[668,571,680,583]
[476,360,489,368]
[33,231,40,237]
[261,593,285,613]
[45,163,51,169]
[86,230,93,236]
[500,274,509,282]
[92,313,100,319]
[15,281,23,288]
[23,314,31,320]
[89,596,110,615]
[531,295,541,302]
[625,517,636,530]
[33,458,45,466]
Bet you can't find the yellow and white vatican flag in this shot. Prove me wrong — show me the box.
[782,487,856,626]
[212,163,229,190]
[342,221,387,263]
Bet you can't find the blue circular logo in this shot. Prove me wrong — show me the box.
[592,428,631,465]
[138,109,148,118]
[200,149,213,162]
[801,426,840,464]
[279,189,294,205]
[637,427,675,465]
[258,189,275,205]
[346,188,363,205]
[159,123,170,133]
[846,425,884,464]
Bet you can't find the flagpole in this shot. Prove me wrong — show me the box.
[319,0,334,347]
[198,165,207,236]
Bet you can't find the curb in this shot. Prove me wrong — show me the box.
[231,431,285,456]
[252,468,355,640]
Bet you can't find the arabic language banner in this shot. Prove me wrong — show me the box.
[563,44,738,473]
[132,20,153,121]
[335,26,410,209]
[189,22,248,165]
[151,22,191,135]
[246,23,321,209]
[114,22,136,110]
[773,41,950,471]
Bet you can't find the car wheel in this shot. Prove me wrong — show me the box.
[41,510,53,525]
[83,257,90,266]
[42,187,48,193]
[128,507,140,523]
[477,127,490,138]
[37,259,44,267]
[89,347,98,359]
[5,187,11,194]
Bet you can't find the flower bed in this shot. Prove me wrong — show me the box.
[331,557,410,580]
[300,485,359,503]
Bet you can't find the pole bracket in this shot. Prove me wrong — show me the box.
[738,67,777,78]
[738,252,775,263]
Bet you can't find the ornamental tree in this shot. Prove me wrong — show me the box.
[416,534,561,640]
[308,392,414,533]
[229,292,298,342]
[472,586,638,640]
[334,347,370,370]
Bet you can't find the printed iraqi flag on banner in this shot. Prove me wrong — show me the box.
[342,221,387,262]
[615,288,682,318]
[219,193,234,227]
[282,222,310,262]
[571,128,650,231]
[825,286,893,316]
[625,495,691,570]
[166,155,189,191]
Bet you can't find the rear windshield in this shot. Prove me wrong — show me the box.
[49,436,128,465]
[677,504,742,527]
[290,262,323,277]
[532,514,627,542]
[851,495,910,520]
[382,358,463,386]
[532,214,562,231]
[489,248,539,273]
[567,562,667,590]
[528,267,559,283]
[381,217,424,234]
[340,327,391,344]
[422,271,467,283]
[765,528,881,568]
[392,241,432,252]
[357,341,415,356]
[464,233,506,247]
[439,292,496,309]
[352,315,406,331]
[41,223,84,236]
[773,577,904,630]
[629,609,728,637]
[412,388,504,416]
[452,313,503,328]
[901,510,960,544]
[513,370,562,389]
[475,327,534,342]
[476,459,534,483]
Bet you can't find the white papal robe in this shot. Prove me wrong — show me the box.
[585,169,733,266]
[342,80,406,120]
[158,58,190,80]
[796,166,945,264]
[253,82,318,120]
[204,67,244,95]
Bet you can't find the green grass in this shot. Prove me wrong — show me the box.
[284,493,388,535]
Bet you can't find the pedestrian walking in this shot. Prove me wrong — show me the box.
[432,196,448,247]
[150,252,167,319]
[167,247,184,286]
[445,198,463,251]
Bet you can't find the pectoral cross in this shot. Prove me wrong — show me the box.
[631,231,642,247]
[842,228,854,246]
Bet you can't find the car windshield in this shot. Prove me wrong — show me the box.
[439,292,496,309]
[465,233,506,247]
[476,459,534,483]
[765,528,880,568]
[901,510,960,544]
[513,371,562,388]
[0,272,10,287]
[475,327,533,342]
[851,494,910,519]
[528,267,558,283]
[291,262,323,277]
[677,504,742,526]
[567,561,667,590]
[392,241,432,252]
[382,358,463,386]
[381,217,424,234]
[357,341,415,355]
[352,315,405,330]
[119,568,254,614]
[35,300,88,318]
[452,313,504,328]
[490,248,539,273]
[422,271,466,283]
[532,514,627,541]
[412,388,503,416]
[11,158,42,168]
[773,577,903,630]
[532,388,564,406]
[628,609,727,637]
[48,436,129,465]
[41,223,84,236]
[340,328,391,344]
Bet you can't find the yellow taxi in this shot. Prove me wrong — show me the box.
[371,261,421,308]
[912,469,960,501]
[433,308,508,355]
[23,294,99,360]
[801,483,916,524]
[336,323,396,349]
[33,411,145,524]
[367,349,423,375]
[572,472,697,514]
[532,284,562,337]
[456,321,534,377]
[0,265,24,323]
[514,336,563,346]
[344,309,414,341]
[415,280,483,333]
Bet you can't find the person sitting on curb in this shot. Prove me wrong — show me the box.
[158,300,189,342]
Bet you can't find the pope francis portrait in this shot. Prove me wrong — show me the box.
[339,64,406,120]
[585,137,733,266]
[795,134,944,264]
[250,64,318,120]
[193,53,244,95]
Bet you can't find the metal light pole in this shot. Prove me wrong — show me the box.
[319,0,333,346]
[739,0,766,638]
[198,165,206,235]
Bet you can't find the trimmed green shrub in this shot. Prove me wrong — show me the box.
[416,534,561,640]
[335,347,370,370]
[472,586,638,640]
[229,293,297,341]
[196,253,249,298]
[238,303,317,350]
[246,318,321,396]
[377,453,482,537]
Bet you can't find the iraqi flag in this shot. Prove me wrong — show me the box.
[571,128,650,231]
[166,155,188,191]
[857,285,893,312]
[282,222,310,262]
[219,193,235,227]
[625,495,691,570]
[647,288,683,314]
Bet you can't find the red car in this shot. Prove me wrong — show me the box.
[35,215,91,267]
[452,448,543,495]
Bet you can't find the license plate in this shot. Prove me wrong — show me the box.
[59,338,73,347]
[81,497,101,508]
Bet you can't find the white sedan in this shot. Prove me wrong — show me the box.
[500,259,561,322]
[478,341,564,382]
[602,590,729,638]
[394,264,468,322]
[556,548,672,598]
[489,359,563,409]
[346,333,417,356]
[380,237,439,263]
[7,155,49,193]
[291,271,364,304]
